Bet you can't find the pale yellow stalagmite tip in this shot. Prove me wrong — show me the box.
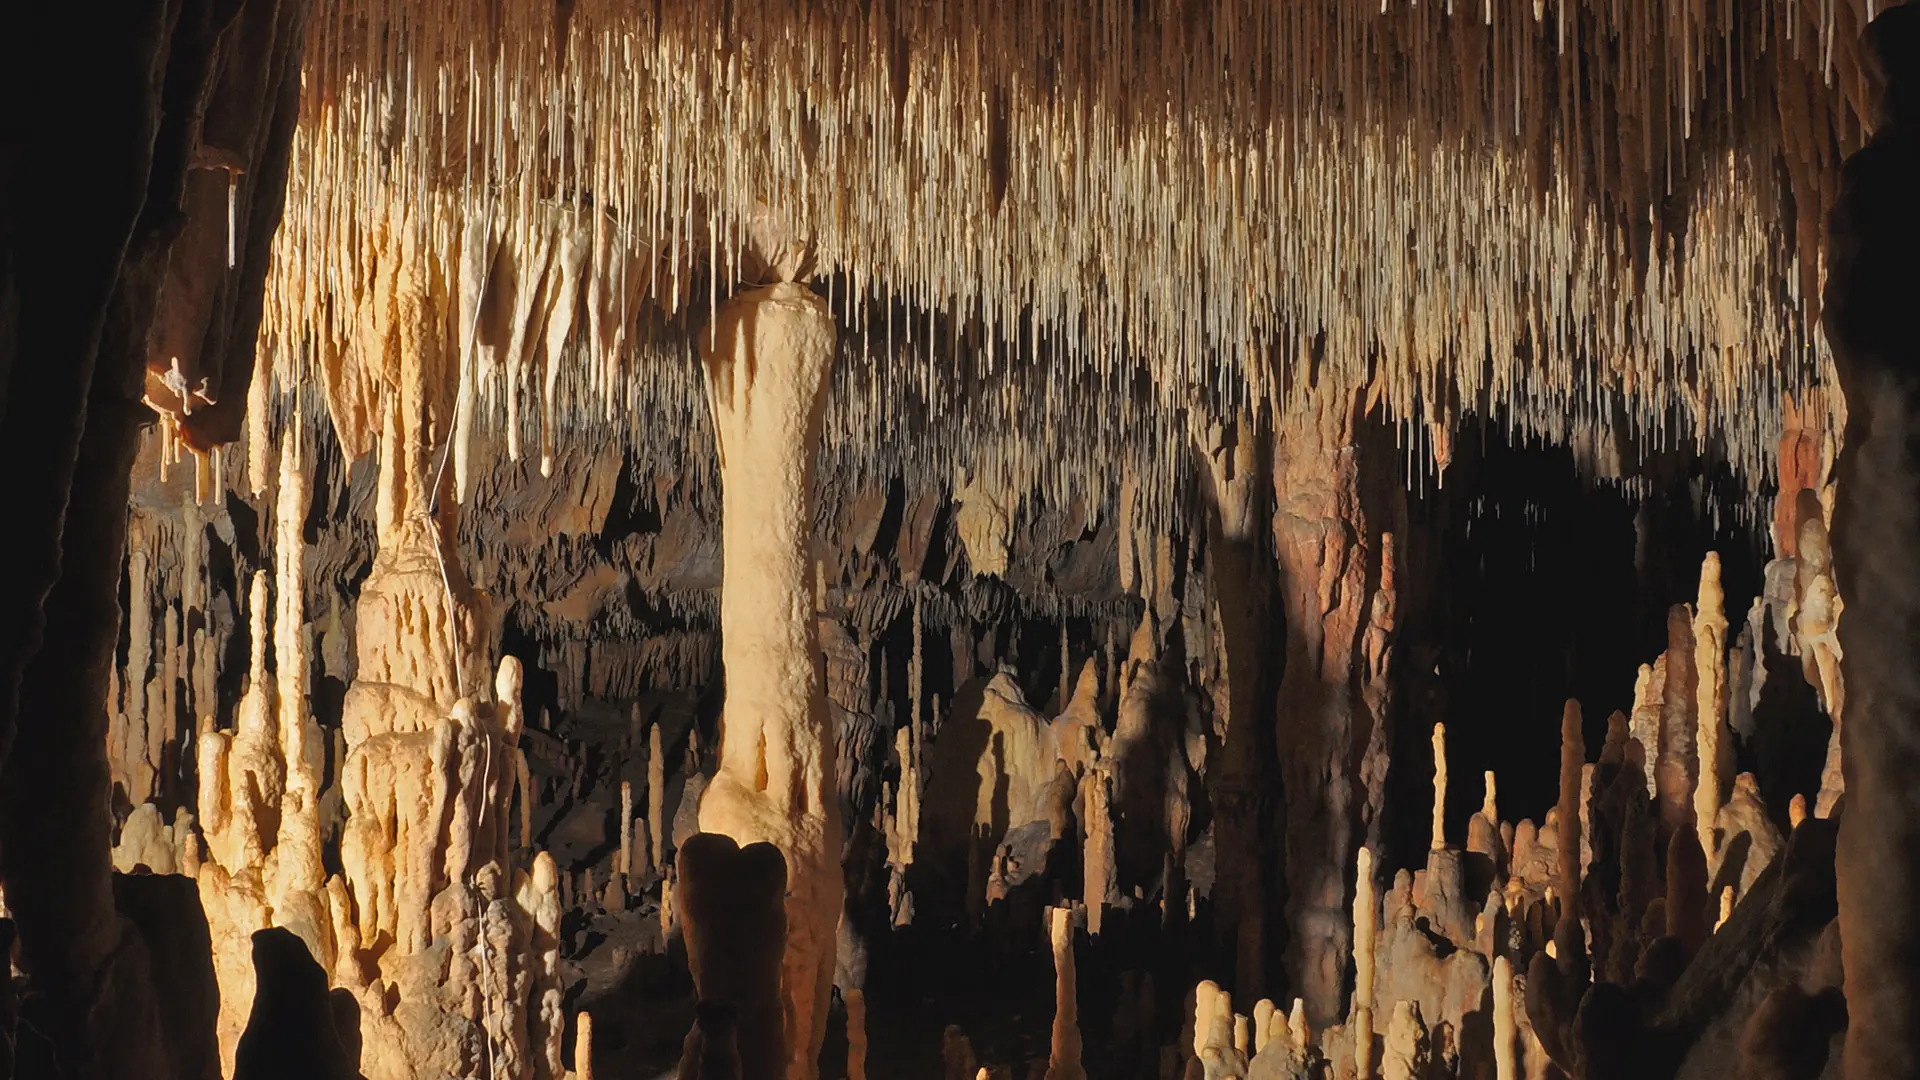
[574,1011,594,1080]
[1715,885,1734,931]
[1354,846,1378,1078]
[1694,552,1730,874]
[618,780,634,880]
[1482,770,1498,825]
[1431,723,1449,851]
[649,722,666,870]
[1492,955,1517,1080]
[1789,793,1808,830]
[1044,906,1086,1080]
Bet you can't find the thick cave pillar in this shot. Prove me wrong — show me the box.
[1824,9,1920,1078]
[696,280,842,1080]
[1272,396,1397,1030]
[1195,410,1278,1001]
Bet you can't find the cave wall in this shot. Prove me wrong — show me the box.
[0,0,306,1075]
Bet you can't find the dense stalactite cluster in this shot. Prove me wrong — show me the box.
[220,0,1876,527]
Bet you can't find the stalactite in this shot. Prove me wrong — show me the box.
[255,0,1852,521]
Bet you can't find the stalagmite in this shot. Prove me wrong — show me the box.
[1353,847,1378,1079]
[1492,956,1517,1080]
[1080,764,1115,936]
[619,780,634,882]
[1656,609,1700,842]
[1431,724,1449,851]
[125,539,153,803]
[943,1026,978,1080]
[574,1011,594,1080]
[651,722,667,869]
[1694,553,1730,870]
[1380,1002,1428,1080]
[1192,980,1244,1079]
[1556,702,1584,930]
[1629,663,1664,800]
[1044,907,1085,1080]
[696,280,841,1080]
[845,988,868,1080]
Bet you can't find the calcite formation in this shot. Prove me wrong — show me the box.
[1042,907,1085,1080]
[695,281,842,1080]
[15,3,1903,1080]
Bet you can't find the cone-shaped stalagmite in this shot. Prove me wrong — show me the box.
[1353,846,1379,1079]
[696,280,842,1080]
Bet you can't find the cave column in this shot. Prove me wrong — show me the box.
[1271,394,1397,1030]
[1823,13,1920,1079]
[1195,409,1278,1001]
[696,279,842,1080]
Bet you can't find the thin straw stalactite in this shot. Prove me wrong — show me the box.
[260,0,1865,529]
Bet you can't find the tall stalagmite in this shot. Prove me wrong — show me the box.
[696,280,842,1080]
[1693,553,1730,873]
